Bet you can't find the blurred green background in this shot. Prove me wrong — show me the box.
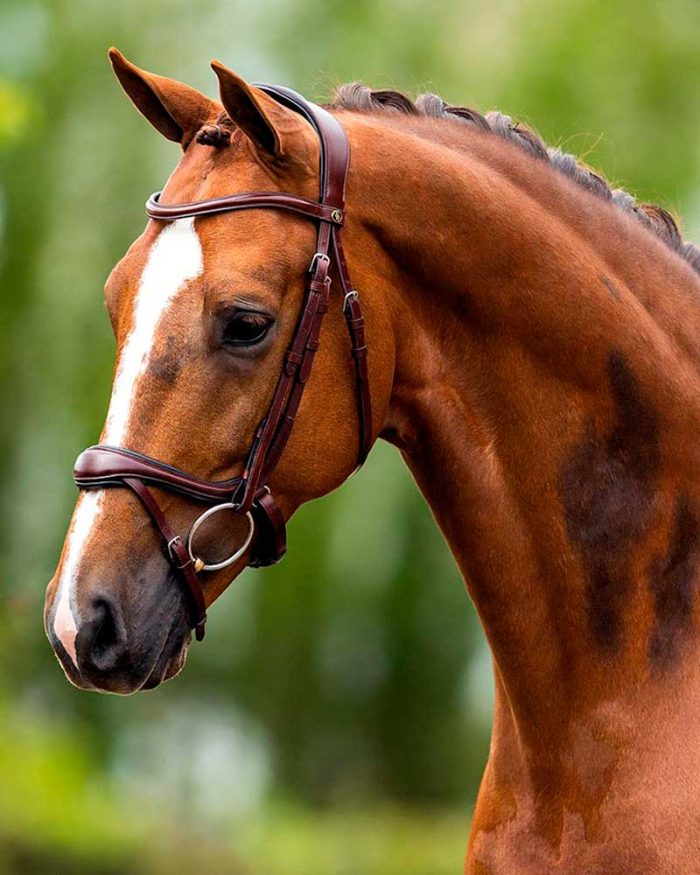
[0,0,699,872]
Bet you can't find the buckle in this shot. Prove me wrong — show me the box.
[167,535,183,561]
[309,252,330,275]
[166,535,197,571]
[343,289,359,310]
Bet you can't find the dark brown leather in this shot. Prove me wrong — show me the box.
[74,84,372,640]
[343,289,372,466]
[146,191,344,225]
[75,445,243,502]
[123,477,207,641]
[250,487,287,568]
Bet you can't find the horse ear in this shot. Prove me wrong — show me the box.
[108,48,218,148]
[210,61,298,163]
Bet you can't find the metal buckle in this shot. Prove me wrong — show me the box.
[343,289,359,310]
[166,535,184,562]
[168,535,182,559]
[186,504,255,572]
[166,535,199,571]
[309,252,330,275]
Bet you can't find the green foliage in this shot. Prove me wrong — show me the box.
[0,81,37,148]
[0,0,698,870]
[0,714,142,872]
[0,701,466,874]
[238,802,468,875]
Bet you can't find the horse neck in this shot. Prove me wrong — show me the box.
[350,116,700,754]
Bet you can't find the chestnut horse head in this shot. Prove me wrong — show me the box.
[46,51,700,872]
[44,50,395,694]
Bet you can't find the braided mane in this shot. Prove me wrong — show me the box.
[329,84,700,278]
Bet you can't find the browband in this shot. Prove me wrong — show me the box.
[146,191,345,225]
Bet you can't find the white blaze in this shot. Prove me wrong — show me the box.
[52,218,204,665]
[53,490,104,665]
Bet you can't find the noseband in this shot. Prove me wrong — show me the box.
[73,85,372,641]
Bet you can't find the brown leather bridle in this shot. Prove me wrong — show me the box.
[73,85,372,642]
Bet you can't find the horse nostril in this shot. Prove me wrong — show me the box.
[77,596,128,674]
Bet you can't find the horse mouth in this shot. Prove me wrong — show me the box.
[48,604,192,695]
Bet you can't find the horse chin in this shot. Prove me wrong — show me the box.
[56,640,190,695]
[140,638,190,690]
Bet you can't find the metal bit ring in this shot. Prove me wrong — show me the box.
[186,504,254,572]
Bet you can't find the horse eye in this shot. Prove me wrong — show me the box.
[221,311,273,348]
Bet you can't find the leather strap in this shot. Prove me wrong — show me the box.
[123,477,207,641]
[75,445,243,502]
[146,191,344,225]
[343,288,372,466]
[332,226,372,465]
[233,250,333,511]
[249,487,287,568]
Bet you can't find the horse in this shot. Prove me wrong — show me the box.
[44,49,700,873]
